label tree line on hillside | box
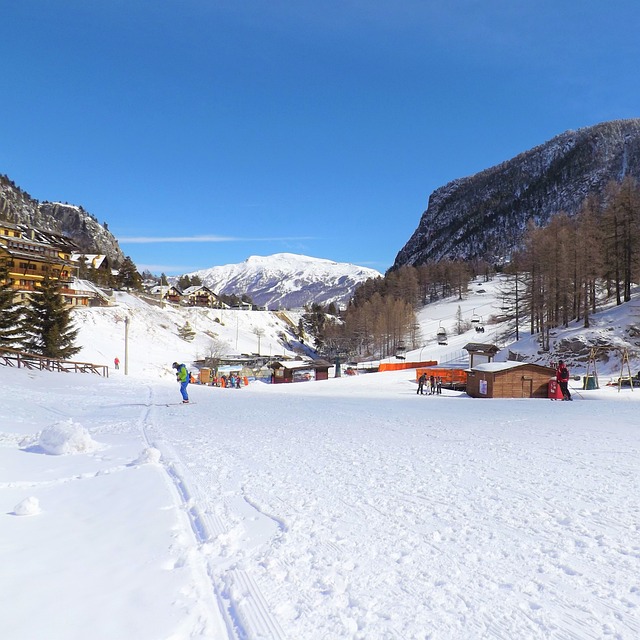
[500,176,640,349]
[308,177,640,360]
[304,259,491,361]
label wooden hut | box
[269,359,331,383]
[466,362,557,399]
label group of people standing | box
[417,373,442,395]
[211,373,245,388]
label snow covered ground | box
[2,281,640,639]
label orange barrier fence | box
[416,366,467,388]
[379,360,437,372]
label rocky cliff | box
[394,119,640,267]
[0,175,125,265]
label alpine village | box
[1,119,640,396]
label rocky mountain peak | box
[0,174,125,265]
[394,118,640,267]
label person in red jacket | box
[556,360,572,401]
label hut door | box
[521,378,533,398]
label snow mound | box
[38,419,101,455]
[13,496,41,516]
[133,447,162,465]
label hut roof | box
[470,361,555,374]
[463,343,500,354]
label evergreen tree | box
[77,255,89,280]
[116,256,143,291]
[0,258,24,349]
[21,274,80,358]
[178,321,196,341]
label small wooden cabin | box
[466,362,556,399]
[269,359,331,383]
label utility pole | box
[124,316,129,375]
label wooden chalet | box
[182,285,225,308]
[66,278,113,307]
[162,285,184,304]
[71,253,112,285]
[466,362,556,399]
[269,359,331,383]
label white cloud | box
[120,235,316,244]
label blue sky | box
[2,1,639,275]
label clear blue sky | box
[2,1,639,275]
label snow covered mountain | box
[181,253,382,309]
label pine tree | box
[116,256,143,291]
[0,258,24,349]
[21,274,80,358]
[178,321,196,341]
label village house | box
[70,253,112,286]
[161,285,184,305]
[181,285,226,308]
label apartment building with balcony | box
[0,219,82,305]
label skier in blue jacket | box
[172,362,190,403]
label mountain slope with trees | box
[394,119,640,267]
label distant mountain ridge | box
[182,253,382,309]
[394,119,640,267]
[0,174,125,265]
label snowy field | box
[2,281,640,639]
[2,366,640,639]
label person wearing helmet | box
[172,362,190,403]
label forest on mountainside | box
[500,176,640,350]
[311,177,640,360]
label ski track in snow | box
[139,385,286,640]
[138,385,640,639]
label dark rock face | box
[394,119,640,267]
[0,175,125,265]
